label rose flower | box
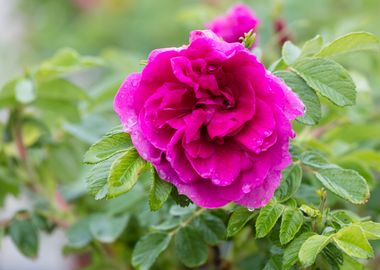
[206,3,259,46]
[114,30,303,208]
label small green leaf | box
[89,214,129,243]
[132,233,172,270]
[359,221,380,240]
[9,217,39,258]
[175,227,208,267]
[293,58,356,106]
[149,165,172,211]
[333,225,373,259]
[300,204,321,218]
[256,200,285,238]
[86,154,121,200]
[227,207,256,237]
[314,167,370,204]
[170,187,192,207]
[316,32,380,57]
[275,71,321,125]
[66,219,93,248]
[300,35,323,57]
[275,163,303,202]
[283,232,315,269]
[107,148,146,198]
[193,214,226,245]
[84,132,133,164]
[280,208,304,245]
[299,234,332,267]
[282,41,301,65]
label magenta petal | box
[188,143,242,186]
[234,99,276,153]
[166,129,200,183]
[114,73,142,132]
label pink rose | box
[114,30,303,209]
[206,3,259,46]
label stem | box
[212,246,222,270]
[169,208,206,236]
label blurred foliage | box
[1,0,380,269]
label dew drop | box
[242,184,251,194]
[248,208,255,212]
[213,179,221,185]
[263,131,270,137]
[131,80,139,87]
[127,117,137,128]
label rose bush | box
[114,30,304,208]
[206,3,259,45]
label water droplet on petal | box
[131,80,139,87]
[213,179,221,185]
[242,184,251,194]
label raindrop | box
[132,80,139,87]
[242,185,251,194]
[213,179,221,185]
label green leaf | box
[193,214,226,245]
[280,208,304,245]
[89,214,129,243]
[9,217,39,258]
[227,207,256,237]
[83,132,133,164]
[340,254,364,270]
[359,221,380,240]
[275,163,303,202]
[275,71,321,125]
[333,225,373,259]
[15,78,35,104]
[283,232,315,269]
[330,210,360,226]
[149,165,172,211]
[292,58,356,106]
[322,243,344,268]
[170,187,192,207]
[263,254,283,270]
[86,153,121,200]
[300,151,336,169]
[256,200,285,238]
[37,79,87,102]
[300,204,321,218]
[132,233,172,270]
[314,167,370,204]
[299,234,332,267]
[175,227,208,267]
[300,35,323,57]
[35,48,103,80]
[282,41,301,65]
[316,32,380,58]
[107,148,146,198]
[66,219,93,248]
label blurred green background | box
[1,0,380,269]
